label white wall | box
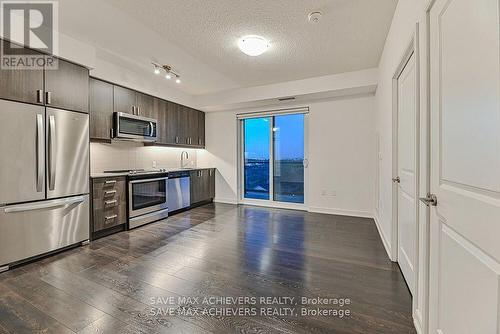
[374,1,430,332]
[375,0,421,251]
[198,95,377,217]
[90,142,199,174]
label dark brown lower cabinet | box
[190,168,215,205]
[91,176,127,239]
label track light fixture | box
[152,62,181,83]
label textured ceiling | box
[102,0,398,90]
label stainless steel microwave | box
[113,112,158,142]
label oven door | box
[128,177,168,218]
[114,112,158,142]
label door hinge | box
[420,193,438,207]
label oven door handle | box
[129,177,168,184]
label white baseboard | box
[213,198,238,205]
[307,206,373,219]
[373,214,394,261]
[413,314,424,334]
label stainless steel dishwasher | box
[167,171,190,213]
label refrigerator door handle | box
[48,115,56,191]
[4,196,85,213]
[36,114,44,192]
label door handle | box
[36,114,44,192]
[45,91,52,105]
[303,158,309,168]
[48,114,56,191]
[104,180,116,185]
[104,190,117,196]
[4,196,85,213]
[392,176,401,183]
[420,193,438,207]
[36,90,43,104]
[105,214,118,221]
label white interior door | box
[397,53,417,295]
[429,0,500,333]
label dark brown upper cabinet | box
[165,101,179,145]
[44,57,89,113]
[0,40,44,105]
[197,111,206,147]
[113,85,136,115]
[89,79,206,148]
[136,92,153,117]
[89,78,113,141]
[113,86,154,117]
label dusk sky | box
[244,114,304,160]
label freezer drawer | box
[46,108,89,199]
[0,100,45,205]
[0,195,89,267]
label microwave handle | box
[149,122,154,137]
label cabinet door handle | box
[105,214,118,221]
[175,136,179,144]
[105,200,117,206]
[105,180,116,185]
[104,190,117,196]
[36,90,43,103]
[131,106,135,114]
[45,91,52,104]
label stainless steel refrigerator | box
[0,99,90,269]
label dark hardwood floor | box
[0,204,416,334]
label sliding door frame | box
[237,107,309,210]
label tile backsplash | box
[90,141,198,173]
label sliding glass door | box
[243,117,271,200]
[241,112,306,206]
[273,114,305,203]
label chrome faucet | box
[180,151,189,168]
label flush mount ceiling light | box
[238,35,270,56]
[152,62,181,83]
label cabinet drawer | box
[91,176,127,232]
[93,205,126,232]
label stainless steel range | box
[104,169,169,229]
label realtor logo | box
[0,0,58,69]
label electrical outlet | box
[152,160,157,168]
